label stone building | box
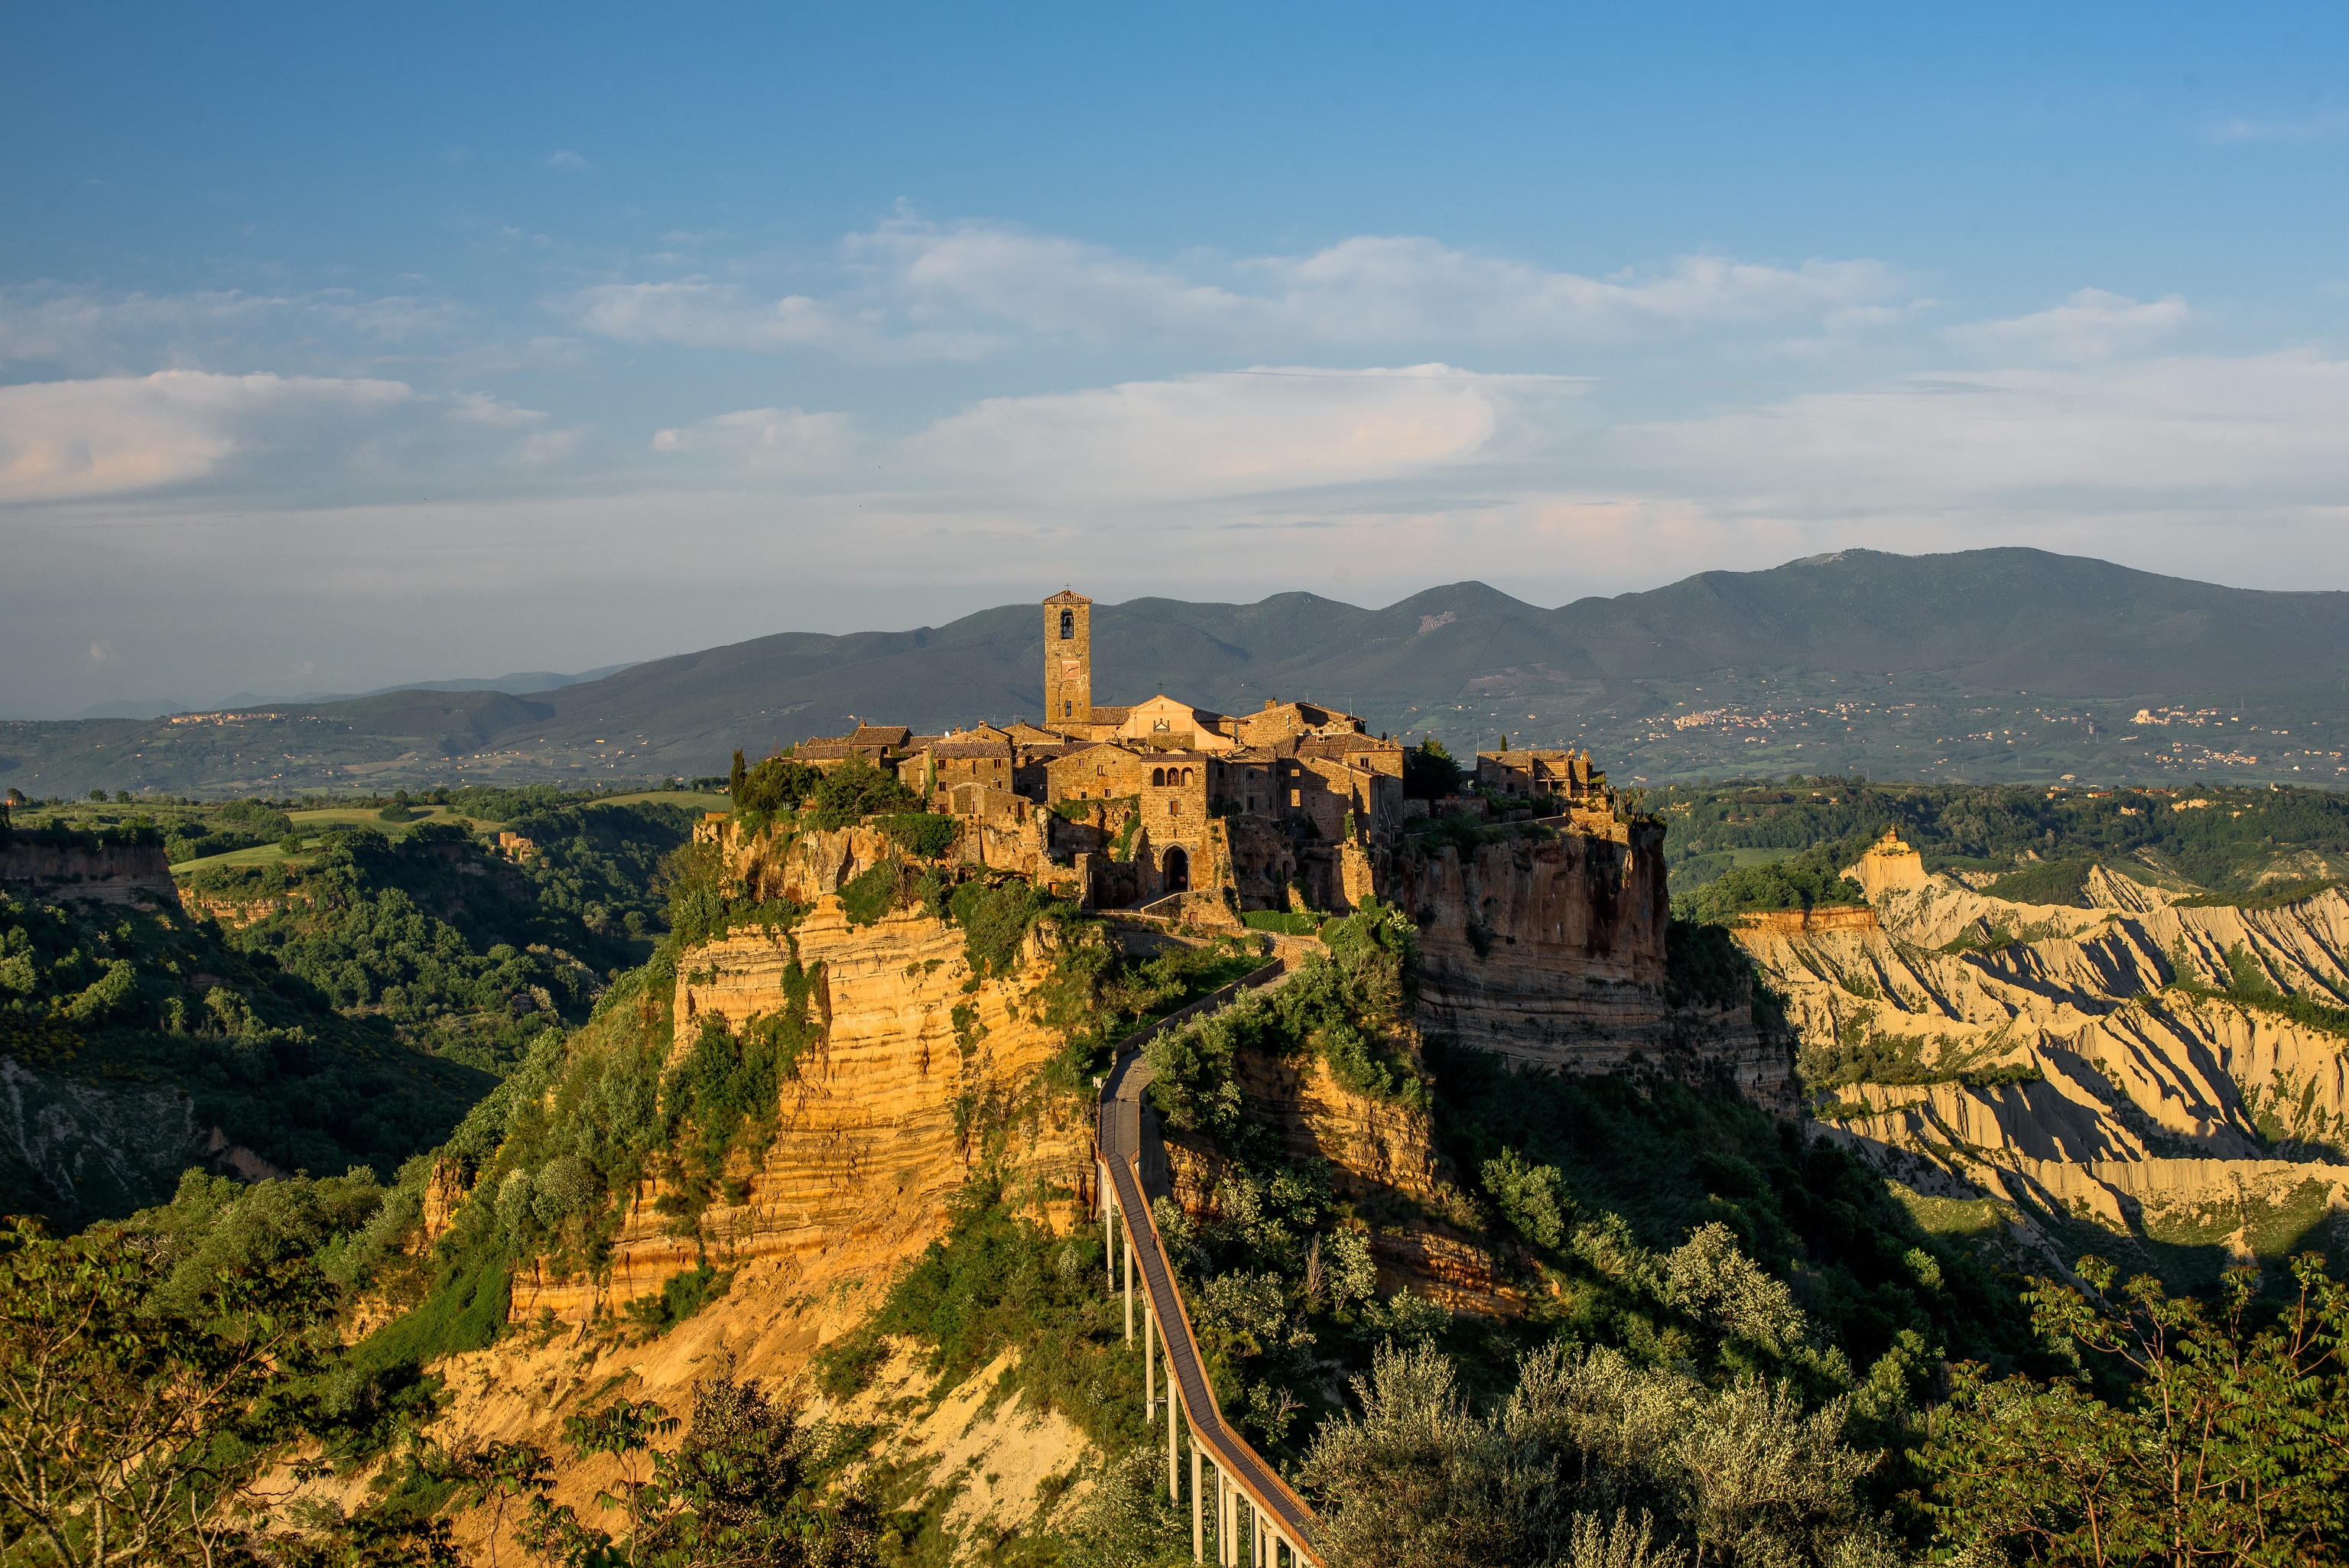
[764,589,1622,922]
[1475,746,1600,803]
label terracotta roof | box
[1043,589,1092,605]
[926,741,1012,759]
[849,725,912,746]
[1088,706,1132,724]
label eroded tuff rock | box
[508,898,1097,1326]
[1389,825,1792,1106]
[1749,835,2349,1273]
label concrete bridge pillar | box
[1191,1442,1203,1562]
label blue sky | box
[5,2,2348,713]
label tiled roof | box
[1043,589,1092,605]
[849,725,912,746]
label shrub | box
[879,811,960,859]
[733,753,820,816]
[801,756,917,831]
[1672,848,1866,924]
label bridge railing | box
[1097,959,1323,1566]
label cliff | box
[1,840,178,906]
[508,898,1098,1325]
[1388,823,1792,1106]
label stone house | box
[1475,747,1600,803]
[753,589,1617,920]
[796,724,913,774]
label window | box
[1289,789,1301,807]
[1063,699,1073,718]
[1152,767,1166,787]
[1168,800,1178,816]
[1059,609,1074,639]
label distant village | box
[773,589,1618,918]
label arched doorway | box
[1162,846,1190,894]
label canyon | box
[1740,833,2349,1281]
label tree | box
[514,1375,879,1568]
[1921,1251,2349,1566]
[1402,739,1464,802]
[0,1216,333,1566]
[729,750,748,803]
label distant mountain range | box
[54,664,642,722]
[7,549,2347,797]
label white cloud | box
[1943,288,2189,362]
[1616,349,2349,521]
[652,365,1578,506]
[565,217,1904,359]
[2208,108,2349,143]
[542,149,587,168]
[0,284,475,376]
[0,371,580,505]
[570,280,997,362]
[904,364,1535,502]
[651,407,863,473]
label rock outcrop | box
[2,841,178,907]
[508,897,1097,1326]
[1389,823,1792,1106]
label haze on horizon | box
[5,2,2349,717]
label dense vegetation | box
[14,764,2349,1562]
[0,790,695,1225]
[1662,774,2349,900]
[0,878,490,1226]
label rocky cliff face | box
[509,898,1098,1326]
[1386,823,1792,1106]
[1,841,178,907]
[1743,838,2349,1278]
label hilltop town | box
[775,589,1618,920]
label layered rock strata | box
[1750,836,2349,1272]
[506,898,1096,1325]
[1387,825,1791,1105]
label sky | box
[5,2,2349,716]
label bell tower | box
[1043,589,1092,729]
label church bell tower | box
[1043,589,1092,728]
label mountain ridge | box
[6,548,2347,797]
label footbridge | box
[1097,959,1324,1566]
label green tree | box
[1403,739,1465,801]
[1921,1251,2349,1566]
[515,1376,879,1568]
[0,1216,334,1566]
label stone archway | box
[1162,846,1190,894]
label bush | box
[1672,848,1866,924]
[1980,859,2097,906]
[879,811,960,859]
[733,753,820,816]
[801,756,918,831]
[950,878,1058,981]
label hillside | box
[0,787,707,1224]
[8,547,2349,797]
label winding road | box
[1097,958,1324,1566]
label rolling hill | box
[6,547,2347,797]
